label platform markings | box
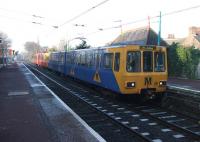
[31,83,45,87]
[25,72,31,75]
[8,91,29,96]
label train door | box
[93,49,101,82]
[70,51,77,76]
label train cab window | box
[154,52,165,72]
[103,53,113,69]
[143,51,153,72]
[126,51,141,72]
[114,53,120,71]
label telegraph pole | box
[157,11,162,46]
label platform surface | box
[168,77,200,92]
[0,63,104,142]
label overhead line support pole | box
[157,11,161,46]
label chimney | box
[168,34,175,39]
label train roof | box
[50,44,166,55]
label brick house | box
[166,26,200,49]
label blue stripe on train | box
[72,66,120,93]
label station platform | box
[168,77,200,92]
[0,63,104,142]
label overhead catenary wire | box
[59,0,110,27]
[0,14,58,29]
[79,4,200,38]
[0,7,44,18]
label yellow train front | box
[109,45,167,98]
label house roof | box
[110,27,167,46]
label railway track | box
[26,63,200,142]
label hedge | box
[168,43,200,79]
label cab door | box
[143,51,154,88]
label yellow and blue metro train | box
[36,44,167,98]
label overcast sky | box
[0,0,200,52]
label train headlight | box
[159,81,166,86]
[127,82,136,88]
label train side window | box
[66,53,70,64]
[86,52,91,67]
[95,53,99,68]
[143,51,153,72]
[114,53,120,71]
[90,52,93,67]
[80,53,84,65]
[126,51,141,72]
[103,53,113,69]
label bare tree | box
[0,32,12,48]
[0,32,12,66]
[24,41,41,62]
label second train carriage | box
[35,52,50,68]
[47,44,167,97]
